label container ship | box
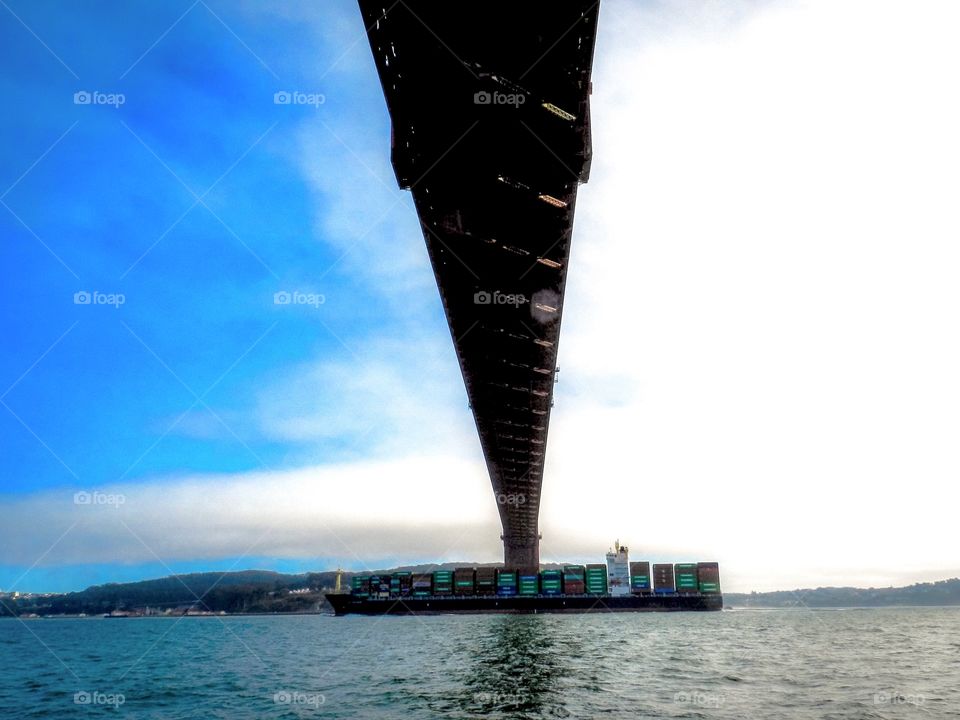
[327,543,722,615]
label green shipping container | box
[674,563,699,592]
[351,575,371,598]
[541,572,561,584]
[541,570,562,595]
[585,564,608,594]
[497,569,518,596]
[518,574,539,595]
[433,570,453,595]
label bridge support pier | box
[502,533,540,572]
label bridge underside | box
[358,1,600,571]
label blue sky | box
[3,0,960,594]
[1,0,447,485]
[0,0,469,590]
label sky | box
[1,0,958,594]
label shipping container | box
[369,575,390,598]
[585,563,608,595]
[697,562,721,595]
[411,573,433,597]
[540,569,562,596]
[629,561,652,594]
[497,569,518,596]
[351,575,371,598]
[562,565,585,580]
[563,565,585,594]
[518,573,539,595]
[391,571,412,597]
[433,570,454,595]
[653,564,675,594]
[454,568,476,595]
[475,568,497,595]
[674,563,699,593]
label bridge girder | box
[358,0,600,570]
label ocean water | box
[1,607,957,718]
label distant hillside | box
[1,570,336,617]
[725,578,960,608]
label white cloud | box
[254,336,476,457]
[0,456,501,570]
[544,0,960,590]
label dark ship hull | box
[327,593,723,616]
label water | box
[1,607,958,718]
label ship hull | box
[326,593,722,616]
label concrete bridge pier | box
[502,533,540,572]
